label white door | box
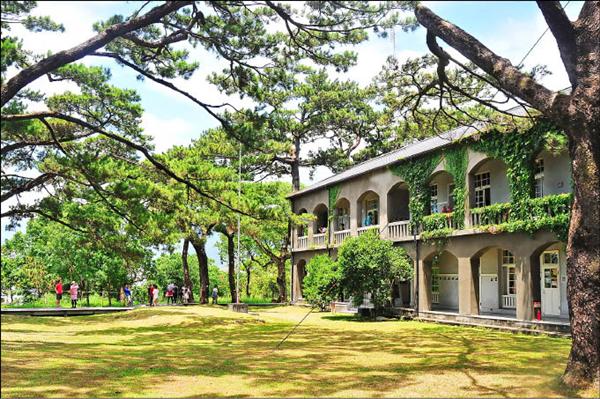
[541,251,560,316]
[479,274,498,312]
[439,274,459,310]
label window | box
[448,183,455,211]
[474,172,491,208]
[363,199,379,226]
[534,158,544,198]
[502,250,516,295]
[502,249,515,265]
[430,184,438,213]
[431,267,440,293]
[543,251,559,265]
[335,207,350,231]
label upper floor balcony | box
[291,148,572,252]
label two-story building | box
[288,123,572,329]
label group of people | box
[54,279,79,308]
[53,278,220,308]
[146,283,196,306]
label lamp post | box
[236,145,241,304]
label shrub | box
[303,255,340,311]
[338,230,412,312]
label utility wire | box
[274,1,573,351]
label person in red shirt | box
[55,279,63,308]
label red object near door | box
[533,300,542,320]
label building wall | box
[539,150,571,195]
[289,143,572,321]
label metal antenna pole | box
[236,145,242,304]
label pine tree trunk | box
[181,238,194,302]
[246,267,251,297]
[227,233,237,303]
[291,136,301,191]
[562,111,600,387]
[276,259,287,303]
[191,238,209,304]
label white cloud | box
[141,113,200,153]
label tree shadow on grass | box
[1,308,582,398]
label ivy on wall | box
[474,193,571,241]
[443,146,468,229]
[326,184,341,247]
[389,153,440,230]
[386,120,569,242]
[469,121,562,221]
[328,184,341,214]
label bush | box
[338,230,412,312]
[303,255,340,311]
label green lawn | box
[1,305,595,398]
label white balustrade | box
[470,211,482,227]
[312,233,327,248]
[432,292,440,304]
[502,294,516,309]
[332,229,351,246]
[388,220,412,240]
[295,236,308,250]
[357,225,379,236]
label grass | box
[1,305,596,398]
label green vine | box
[469,121,562,221]
[443,146,467,229]
[389,153,441,230]
[473,193,571,241]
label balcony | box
[295,236,308,250]
[357,225,379,236]
[469,193,571,228]
[291,194,571,252]
[469,203,510,227]
[388,220,411,240]
[332,229,351,246]
[502,294,516,309]
[312,233,327,248]
[422,212,457,231]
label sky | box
[1,1,583,265]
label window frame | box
[534,158,545,198]
[502,250,516,296]
[474,171,491,208]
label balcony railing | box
[291,194,572,251]
[388,220,411,240]
[312,233,327,248]
[422,212,456,232]
[357,225,379,236]
[295,236,308,250]
[469,203,511,227]
[502,294,516,309]
[332,229,351,246]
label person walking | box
[152,284,159,306]
[211,286,218,305]
[172,284,178,304]
[147,284,153,306]
[69,281,79,308]
[124,284,132,307]
[166,283,174,305]
[182,286,190,305]
[55,279,63,308]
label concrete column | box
[458,257,479,315]
[418,259,431,312]
[379,192,388,238]
[350,198,358,237]
[516,254,533,320]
